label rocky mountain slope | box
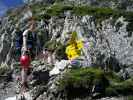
[0,0,133,100]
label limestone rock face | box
[1,1,133,100]
[0,14,133,70]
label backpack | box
[26,31,37,49]
[15,30,23,50]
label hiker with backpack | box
[21,17,37,91]
[15,17,38,92]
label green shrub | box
[31,3,48,14]
[128,95,133,100]
[105,71,122,83]
[44,40,57,51]
[57,68,110,99]
[55,43,67,60]
[0,63,10,75]
[58,68,133,98]
[7,3,132,32]
[105,79,133,96]
[46,4,73,16]
[124,12,133,32]
[45,4,126,23]
[105,87,118,96]
[55,0,65,3]
[59,68,108,90]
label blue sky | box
[0,0,24,16]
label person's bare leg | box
[21,68,27,91]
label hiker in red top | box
[20,17,37,91]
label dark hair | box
[27,17,36,29]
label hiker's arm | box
[22,30,28,52]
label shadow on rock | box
[32,70,50,86]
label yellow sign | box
[66,40,83,60]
